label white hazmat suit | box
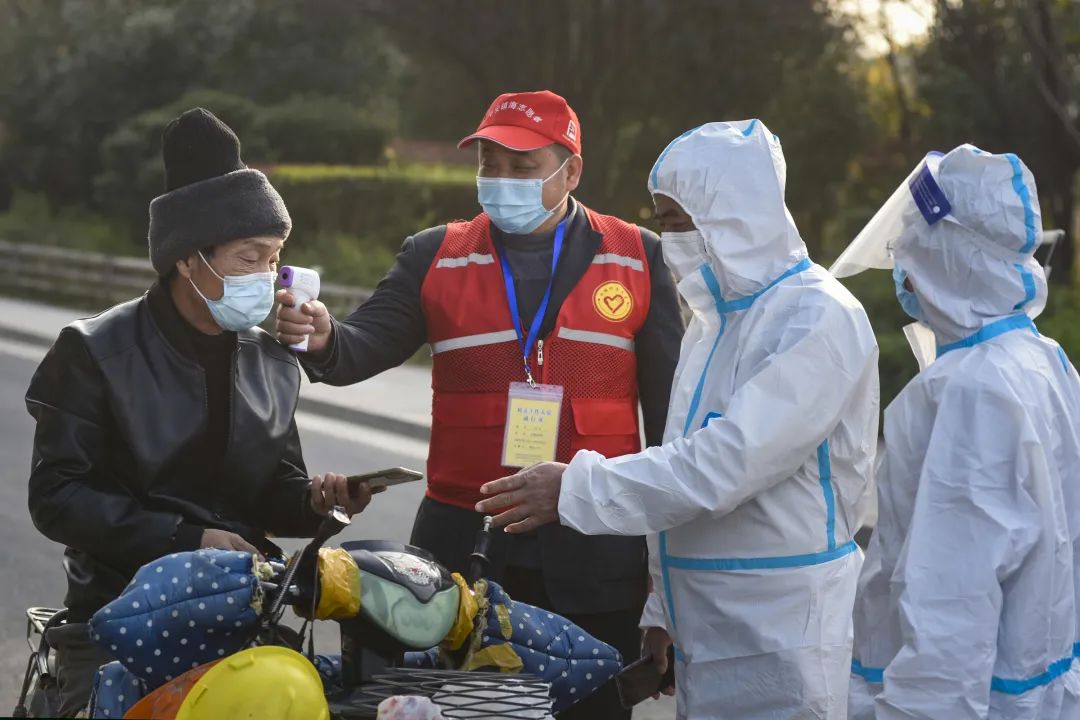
[557,120,880,718]
[833,145,1080,719]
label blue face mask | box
[190,252,276,331]
[477,158,570,235]
[893,264,924,322]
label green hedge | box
[93,90,393,238]
[93,90,273,236]
[5,158,479,289]
[260,98,388,166]
[266,164,477,285]
[0,192,130,255]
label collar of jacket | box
[147,279,238,363]
[489,197,605,340]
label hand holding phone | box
[310,472,374,517]
[346,467,424,491]
[615,641,676,708]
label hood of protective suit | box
[648,120,809,300]
[835,144,1046,346]
[899,146,1046,344]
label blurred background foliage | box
[0,0,1078,407]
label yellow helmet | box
[173,646,329,720]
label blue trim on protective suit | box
[1005,153,1038,253]
[851,659,884,683]
[659,531,678,631]
[1013,263,1037,311]
[681,259,813,436]
[1059,347,1071,373]
[992,655,1075,695]
[713,258,813,314]
[699,263,725,307]
[852,642,1080,694]
[936,315,1037,358]
[741,119,759,136]
[681,315,727,438]
[817,441,837,551]
[700,412,723,428]
[663,540,857,572]
[649,126,703,191]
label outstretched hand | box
[475,462,568,533]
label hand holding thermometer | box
[277,266,321,352]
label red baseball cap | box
[459,90,582,156]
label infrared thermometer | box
[278,265,321,352]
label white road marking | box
[294,410,429,461]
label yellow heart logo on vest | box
[593,281,633,322]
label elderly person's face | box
[169,235,284,335]
[178,235,283,302]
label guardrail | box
[1,230,1065,317]
[0,239,373,317]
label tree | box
[357,0,868,256]
[0,0,398,210]
[911,0,1080,281]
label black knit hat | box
[148,108,291,276]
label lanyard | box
[496,220,567,386]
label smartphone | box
[615,645,676,709]
[347,467,424,491]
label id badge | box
[501,382,564,468]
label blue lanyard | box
[496,220,567,385]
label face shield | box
[829,153,954,366]
[830,152,950,279]
[1036,229,1064,280]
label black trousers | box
[411,499,640,719]
[30,623,114,718]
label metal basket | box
[327,668,552,719]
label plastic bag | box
[376,695,446,719]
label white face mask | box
[189,252,276,331]
[476,158,571,235]
[661,230,708,281]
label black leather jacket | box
[26,288,321,621]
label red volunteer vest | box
[420,206,651,509]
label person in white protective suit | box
[476,120,881,719]
[831,144,1080,719]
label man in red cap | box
[277,90,682,718]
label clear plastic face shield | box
[830,152,951,367]
[830,152,950,279]
[1035,229,1064,280]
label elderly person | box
[25,108,373,716]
